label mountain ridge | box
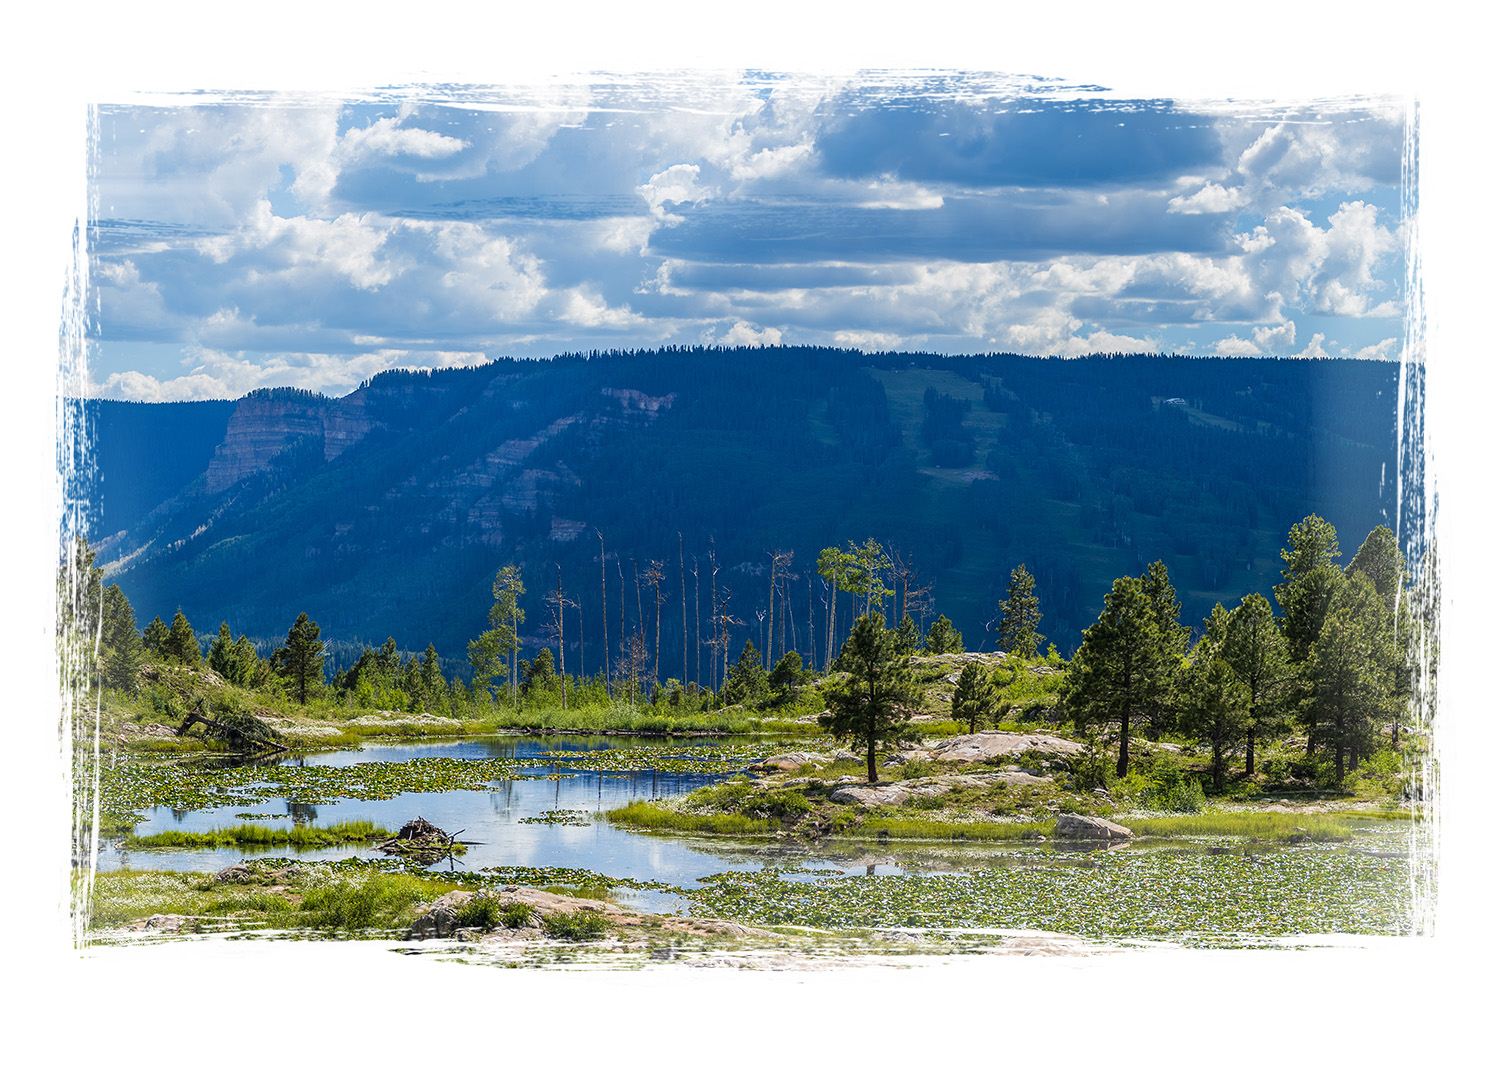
[84,347,1412,682]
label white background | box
[4,3,1491,1065]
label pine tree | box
[1065,574,1175,778]
[232,635,263,688]
[1274,515,1345,665]
[164,608,201,666]
[142,616,170,658]
[768,650,805,703]
[821,615,921,783]
[996,563,1043,659]
[417,644,447,714]
[520,647,558,700]
[274,612,325,704]
[1304,574,1399,783]
[207,621,258,686]
[1179,605,1251,792]
[1220,592,1295,776]
[951,660,998,734]
[892,614,921,657]
[1347,525,1413,747]
[817,546,858,668]
[468,564,525,706]
[721,640,769,706]
[922,614,963,655]
[1140,560,1189,738]
[100,584,142,693]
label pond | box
[93,735,1419,938]
[95,735,929,914]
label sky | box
[88,74,1410,401]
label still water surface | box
[98,736,922,911]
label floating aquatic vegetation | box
[684,843,1411,943]
[99,754,537,814]
[536,742,777,774]
[519,810,592,826]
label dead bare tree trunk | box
[679,532,688,689]
[548,565,578,710]
[598,530,610,698]
[709,538,720,692]
[646,559,666,694]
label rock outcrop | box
[1053,813,1134,840]
[830,783,913,807]
[924,731,1085,764]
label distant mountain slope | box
[86,348,1406,680]
[88,398,237,537]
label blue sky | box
[88,74,1409,401]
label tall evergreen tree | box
[207,621,259,686]
[846,539,894,618]
[996,563,1043,659]
[1274,515,1345,664]
[164,608,201,666]
[1220,592,1295,776]
[142,615,170,658]
[1303,574,1399,783]
[721,639,769,705]
[1179,604,1251,792]
[768,650,806,703]
[1065,574,1175,778]
[951,660,999,734]
[417,643,447,714]
[520,647,558,699]
[58,537,103,661]
[274,612,325,704]
[1140,560,1190,737]
[100,584,142,693]
[1347,525,1406,609]
[817,546,858,668]
[922,614,964,655]
[468,564,525,706]
[892,614,921,657]
[820,615,921,783]
[1347,525,1413,747]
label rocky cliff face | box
[204,396,328,494]
[202,390,383,493]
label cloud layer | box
[88,75,1409,400]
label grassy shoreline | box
[120,819,394,850]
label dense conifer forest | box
[83,348,1411,688]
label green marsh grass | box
[541,909,610,940]
[300,873,431,933]
[121,819,392,850]
[605,800,778,835]
[1124,811,1352,842]
[83,865,456,933]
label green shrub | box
[500,901,534,929]
[454,893,504,930]
[1127,754,1208,813]
[300,874,426,933]
[541,910,609,941]
[1071,745,1113,792]
[899,758,935,780]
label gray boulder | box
[928,731,1085,763]
[408,890,477,939]
[830,784,913,807]
[1054,813,1134,840]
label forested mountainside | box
[85,347,1406,679]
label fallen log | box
[176,708,285,753]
